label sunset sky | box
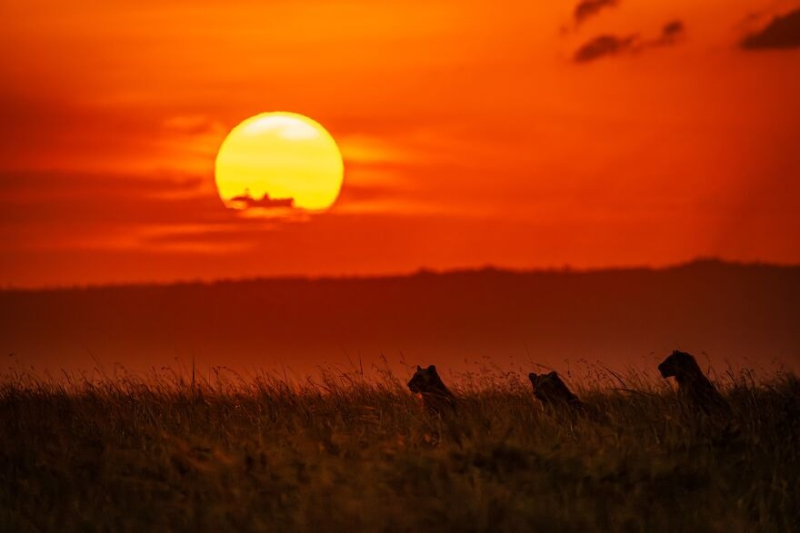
[2,0,799,287]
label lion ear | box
[416,365,422,371]
[428,365,436,372]
[529,373,537,379]
[548,371,557,377]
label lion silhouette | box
[658,350,730,415]
[528,371,584,411]
[407,365,456,415]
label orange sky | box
[1,0,799,287]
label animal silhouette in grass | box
[658,350,730,415]
[528,371,584,411]
[407,365,457,415]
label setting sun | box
[214,112,344,212]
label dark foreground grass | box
[1,367,798,532]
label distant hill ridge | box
[3,258,798,294]
[1,258,798,376]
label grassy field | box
[1,365,798,532]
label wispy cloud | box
[574,34,638,63]
[654,20,685,46]
[0,170,228,251]
[573,20,685,63]
[574,0,618,25]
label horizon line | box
[3,256,800,293]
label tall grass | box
[1,364,798,532]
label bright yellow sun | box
[215,112,344,212]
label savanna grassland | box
[1,366,798,532]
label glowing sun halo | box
[215,112,344,212]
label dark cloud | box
[574,20,685,63]
[228,191,294,210]
[741,8,800,50]
[0,170,228,239]
[0,169,317,260]
[573,34,638,63]
[0,171,203,200]
[0,91,177,170]
[574,0,618,25]
[143,226,272,247]
[658,20,685,44]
